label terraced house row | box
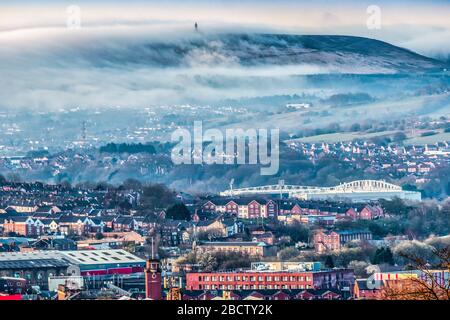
[201,197,384,221]
[202,198,278,219]
[183,289,346,300]
[0,210,156,237]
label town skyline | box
[0,0,449,305]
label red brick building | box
[185,269,354,292]
[353,279,380,299]
[345,205,383,220]
[360,205,384,220]
[202,198,277,219]
[278,202,303,215]
[313,230,373,253]
[251,231,275,245]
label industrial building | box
[0,251,69,289]
[60,249,146,277]
[185,268,354,292]
[0,249,145,291]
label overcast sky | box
[2,0,450,55]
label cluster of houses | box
[202,198,278,219]
[201,197,384,224]
[0,180,388,262]
[288,140,450,182]
[0,181,145,237]
[0,205,250,252]
[2,213,103,237]
[0,188,386,258]
[182,288,346,300]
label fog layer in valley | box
[1,25,448,110]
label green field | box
[286,130,450,145]
[404,132,450,145]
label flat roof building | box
[0,249,146,289]
[60,249,146,276]
[0,251,69,290]
[186,269,354,292]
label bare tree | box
[382,247,449,300]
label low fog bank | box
[1,25,446,110]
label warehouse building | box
[0,251,69,290]
[59,249,146,277]
[0,249,145,290]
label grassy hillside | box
[285,129,450,145]
[286,131,397,143]
[404,132,450,145]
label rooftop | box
[199,241,267,247]
[59,249,145,265]
[0,258,69,270]
[0,249,144,268]
[0,250,61,261]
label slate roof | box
[114,216,135,225]
[183,288,344,299]
[0,258,70,270]
[36,205,56,213]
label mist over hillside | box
[1,31,448,110]
[59,33,447,71]
[1,31,449,194]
